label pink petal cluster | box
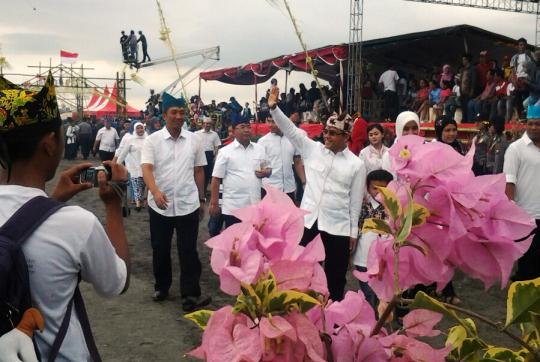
[206,186,328,296]
[360,135,536,300]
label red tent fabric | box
[199,45,348,85]
[79,84,140,118]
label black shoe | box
[152,290,169,302]
[182,295,212,312]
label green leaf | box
[184,309,213,330]
[449,338,485,362]
[446,325,468,349]
[362,218,393,235]
[505,277,540,327]
[411,203,430,227]
[402,240,427,256]
[395,189,414,244]
[265,290,320,315]
[377,186,402,222]
[483,347,525,362]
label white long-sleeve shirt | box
[270,106,366,238]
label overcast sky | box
[0,0,537,110]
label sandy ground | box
[45,159,516,361]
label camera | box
[79,165,112,187]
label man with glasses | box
[268,85,366,302]
[210,117,271,228]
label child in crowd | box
[352,169,394,311]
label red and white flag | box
[60,50,78,63]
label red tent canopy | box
[79,84,140,118]
[199,45,348,85]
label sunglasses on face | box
[323,128,344,136]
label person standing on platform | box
[120,31,129,61]
[257,114,304,200]
[268,85,366,302]
[138,31,151,63]
[195,117,221,194]
[504,105,540,281]
[128,30,138,63]
[210,117,271,228]
[93,119,119,161]
[378,64,400,122]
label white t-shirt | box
[141,127,207,216]
[378,70,399,92]
[0,186,127,362]
[95,127,119,152]
[503,132,540,219]
[212,139,268,215]
[195,129,221,153]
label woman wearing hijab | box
[439,64,454,87]
[117,122,147,211]
[434,115,465,155]
[381,111,421,176]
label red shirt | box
[348,117,368,156]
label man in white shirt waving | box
[141,93,211,311]
[210,117,271,228]
[93,119,119,161]
[269,85,366,302]
[258,114,305,200]
[195,117,221,194]
[504,105,540,281]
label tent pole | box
[198,76,202,99]
[284,70,289,92]
[254,74,258,123]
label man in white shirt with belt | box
[93,119,119,161]
[378,64,400,122]
[504,105,540,281]
[141,93,210,311]
[210,117,271,228]
[257,114,305,200]
[269,86,366,302]
[195,117,221,193]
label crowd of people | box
[0,36,539,359]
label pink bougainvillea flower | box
[232,185,309,248]
[188,306,263,362]
[380,333,450,362]
[206,222,265,295]
[286,312,326,362]
[324,291,376,333]
[402,309,442,338]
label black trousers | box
[65,143,77,160]
[515,219,540,281]
[79,134,92,159]
[149,208,202,297]
[261,188,294,201]
[301,220,349,301]
[99,150,115,161]
[383,90,399,121]
[203,151,215,192]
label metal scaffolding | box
[405,0,540,45]
[347,0,364,114]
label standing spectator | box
[128,30,138,62]
[359,124,388,174]
[78,118,93,159]
[141,93,211,311]
[504,105,540,281]
[93,119,119,161]
[137,31,151,63]
[209,117,272,228]
[348,115,368,156]
[307,80,321,108]
[269,87,366,302]
[378,64,400,122]
[258,115,304,200]
[467,69,496,122]
[459,53,478,123]
[510,37,535,118]
[0,72,130,361]
[117,122,147,211]
[472,119,490,176]
[195,118,221,193]
[523,49,540,108]
[485,116,508,174]
[241,102,252,120]
[64,119,78,160]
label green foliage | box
[184,310,214,330]
[506,277,540,327]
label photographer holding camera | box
[0,73,130,361]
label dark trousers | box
[65,143,77,160]
[208,214,225,237]
[356,266,378,312]
[223,214,241,228]
[514,219,540,281]
[79,134,92,159]
[203,151,215,193]
[261,188,295,201]
[383,90,399,121]
[301,221,349,301]
[149,208,202,297]
[142,46,151,62]
[99,150,115,161]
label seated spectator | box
[444,76,461,118]
[411,79,429,120]
[427,80,442,119]
[439,64,454,87]
[405,79,418,109]
[502,55,512,80]
[436,80,452,118]
[489,69,510,120]
[477,50,495,89]
[467,69,496,122]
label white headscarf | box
[133,122,146,139]
[395,111,420,139]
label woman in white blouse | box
[359,124,388,174]
[117,122,147,211]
